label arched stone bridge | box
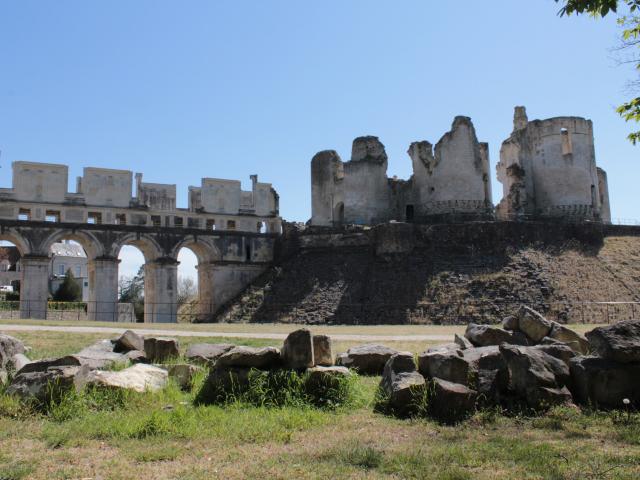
[0,219,277,322]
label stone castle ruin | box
[311,107,611,226]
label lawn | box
[1,328,638,479]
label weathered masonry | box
[311,107,611,226]
[311,117,492,226]
[0,162,282,322]
[496,107,611,222]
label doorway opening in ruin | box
[177,246,199,323]
[0,240,22,308]
[405,205,415,223]
[118,245,146,322]
[334,202,344,226]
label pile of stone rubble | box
[1,309,638,422]
[0,328,351,406]
[377,307,640,422]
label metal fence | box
[2,300,638,324]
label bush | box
[53,269,82,302]
[194,368,358,410]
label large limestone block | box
[312,335,333,366]
[86,364,168,393]
[418,349,468,385]
[0,334,25,369]
[16,355,82,375]
[216,346,281,369]
[549,324,590,355]
[428,378,477,424]
[531,344,577,367]
[586,320,640,363]
[114,330,145,353]
[144,337,180,363]
[335,344,399,375]
[464,323,524,347]
[379,352,425,416]
[76,340,129,369]
[499,344,572,409]
[7,365,90,404]
[517,306,553,343]
[569,356,640,408]
[186,343,235,366]
[281,328,314,369]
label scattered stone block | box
[335,344,398,375]
[185,343,235,366]
[549,323,590,355]
[216,346,281,369]
[85,364,168,393]
[313,335,333,366]
[428,378,477,424]
[144,337,180,363]
[281,328,314,369]
[0,334,25,369]
[464,323,518,347]
[7,365,90,404]
[517,306,553,342]
[305,366,350,394]
[75,340,129,369]
[418,348,468,385]
[585,320,640,363]
[569,355,640,408]
[114,330,144,353]
[8,353,31,372]
[379,352,425,416]
[500,344,571,409]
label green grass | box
[1,329,640,478]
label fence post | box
[606,304,610,324]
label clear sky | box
[1,1,638,280]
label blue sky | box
[1,1,638,279]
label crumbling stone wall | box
[496,107,610,222]
[310,116,491,226]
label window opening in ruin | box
[188,217,200,228]
[561,128,572,155]
[75,265,81,277]
[87,212,102,224]
[59,264,65,276]
[115,214,127,225]
[227,220,236,231]
[206,219,216,230]
[151,215,161,227]
[174,217,183,227]
[245,244,251,262]
[406,205,415,223]
[257,221,266,233]
[45,210,61,222]
[18,208,31,221]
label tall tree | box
[556,0,640,144]
[54,269,82,302]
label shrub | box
[53,269,82,302]
[194,368,358,410]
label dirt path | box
[0,324,452,342]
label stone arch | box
[169,235,222,263]
[38,229,105,260]
[0,229,31,256]
[110,233,164,262]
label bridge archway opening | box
[176,246,199,323]
[0,239,23,303]
[47,239,90,305]
[117,245,146,322]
